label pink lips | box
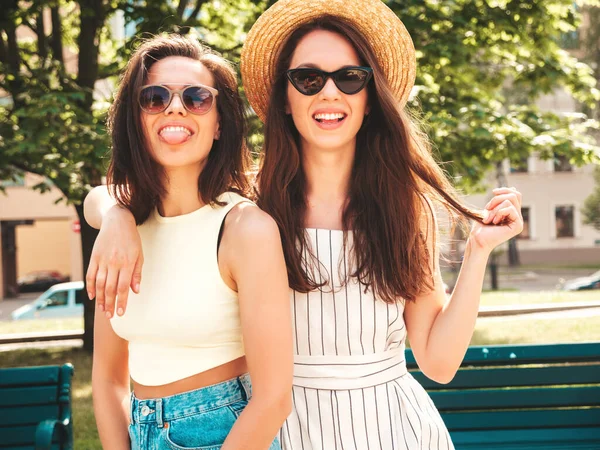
[312,109,348,131]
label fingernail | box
[135,283,140,293]
[117,308,124,316]
[105,311,112,319]
[87,291,92,300]
[98,304,104,312]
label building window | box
[554,154,572,172]
[510,157,528,173]
[518,207,531,239]
[555,205,575,238]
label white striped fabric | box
[280,229,454,450]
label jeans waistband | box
[130,373,251,426]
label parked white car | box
[11,281,84,320]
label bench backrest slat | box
[0,405,60,426]
[413,364,600,389]
[0,386,58,407]
[451,426,600,448]
[407,342,600,367]
[0,366,60,387]
[441,407,600,431]
[431,386,600,410]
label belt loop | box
[130,393,136,425]
[156,398,164,428]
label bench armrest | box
[35,419,69,450]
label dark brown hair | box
[107,34,251,224]
[257,18,483,302]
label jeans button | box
[141,405,151,416]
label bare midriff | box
[132,356,248,400]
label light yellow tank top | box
[111,192,251,386]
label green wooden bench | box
[407,342,600,450]
[0,364,74,450]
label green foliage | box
[1,72,108,202]
[582,165,600,230]
[0,0,599,200]
[390,0,600,190]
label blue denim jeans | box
[129,373,281,450]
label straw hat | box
[241,0,416,122]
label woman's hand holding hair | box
[470,186,524,253]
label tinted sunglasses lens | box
[139,86,170,113]
[291,70,325,95]
[335,68,370,94]
[182,86,214,114]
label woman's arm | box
[219,203,293,450]
[92,310,131,449]
[83,185,118,230]
[405,188,523,384]
[84,185,143,318]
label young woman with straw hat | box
[240,0,522,448]
[85,1,523,448]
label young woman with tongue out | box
[89,35,291,450]
[87,2,524,449]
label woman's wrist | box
[463,236,492,262]
[104,204,135,226]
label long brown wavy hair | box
[107,34,251,224]
[257,18,483,303]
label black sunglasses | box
[138,84,219,115]
[286,66,373,96]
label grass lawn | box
[0,317,83,334]
[471,315,600,345]
[1,313,599,448]
[479,290,600,307]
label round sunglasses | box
[286,66,373,96]
[138,84,219,115]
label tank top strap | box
[204,191,255,239]
[213,191,254,222]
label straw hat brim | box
[241,0,416,122]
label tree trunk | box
[3,5,22,105]
[0,31,6,64]
[77,0,104,107]
[75,204,98,353]
[495,161,520,267]
[489,253,499,291]
[507,238,520,266]
[50,6,64,66]
[36,5,47,61]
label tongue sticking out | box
[159,129,191,145]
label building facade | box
[0,174,82,300]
